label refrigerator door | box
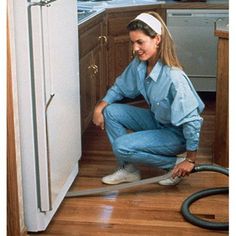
[44,0,81,207]
[23,0,81,231]
[30,0,81,212]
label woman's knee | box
[113,135,132,156]
[103,103,116,117]
[103,103,125,121]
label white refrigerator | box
[8,0,81,232]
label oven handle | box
[167,12,228,18]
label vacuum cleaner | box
[66,163,229,231]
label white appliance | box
[8,0,81,232]
[167,9,228,91]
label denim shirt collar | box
[149,60,164,82]
[137,59,164,82]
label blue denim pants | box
[103,103,186,170]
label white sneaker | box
[158,157,185,186]
[157,176,183,186]
[102,165,141,185]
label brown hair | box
[127,11,182,69]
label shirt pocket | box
[153,97,171,123]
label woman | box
[93,11,205,185]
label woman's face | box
[129,30,160,62]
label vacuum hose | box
[181,164,229,230]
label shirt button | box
[157,102,160,106]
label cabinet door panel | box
[80,53,96,132]
[79,20,103,58]
[108,15,135,35]
[92,44,108,101]
[79,13,108,133]
[108,35,132,86]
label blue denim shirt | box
[103,58,205,151]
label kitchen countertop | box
[78,0,165,10]
[77,0,228,25]
[77,0,228,10]
[78,8,105,25]
[77,0,164,25]
[215,18,229,38]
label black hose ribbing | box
[181,164,229,230]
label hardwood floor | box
[31,93,228,236]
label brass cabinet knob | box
[93,64,98,74]
[88,64,98,77]
[98,35,108,44]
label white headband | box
[135,13,162,35]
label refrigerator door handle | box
[45,93,55,111]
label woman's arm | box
[93,58,140,130]
[170,118,201,178]
[169,71,204,178]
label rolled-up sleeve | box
[103,58,140,104]
[102,86,125,104]
[170,72,204,151]
[182,114,203,151]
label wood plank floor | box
[31,93,228,236]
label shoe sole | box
[102,176,141,185]
[157,178,182,186]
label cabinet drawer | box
[79,23,102,58]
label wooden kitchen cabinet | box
[79,12,108,133]
[106,7,165,87]
[213,29,229,167]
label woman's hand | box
[172,160,195,178]
[92,101,108,130]
[93,109,105,130]
[172,151,197,178]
